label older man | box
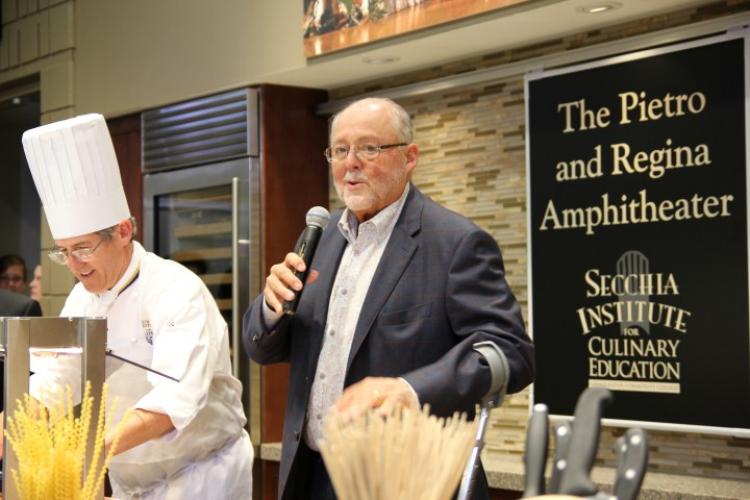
[9,114,253,499]
[243,97,534,499]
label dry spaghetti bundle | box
[4,382,127,500]
[319,406,477,500]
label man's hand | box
[333,377,419,421]
[263,252,319,314]
[104,408,174,457]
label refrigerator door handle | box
[231,177,240,378]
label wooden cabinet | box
[111,85,329,500]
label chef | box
[15,114,253,499]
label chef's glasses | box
[48,237,106,265]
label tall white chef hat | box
[22,114,131,240]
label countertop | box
[260,442,749,499]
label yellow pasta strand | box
[4,382,127,500]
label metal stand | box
[1,317,106,500]
[457,341,510,500]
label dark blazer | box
[0,289,42,317]
[243,185,535,499]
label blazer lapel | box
[346,187,423,373]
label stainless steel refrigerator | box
[141,88,261,438]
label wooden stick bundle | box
[320,406,477,500]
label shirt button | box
[316,414,322,421]
[294,430,300,441]
[329,330,335,337]
[341,289,348,296]
[320,373,326,380]
[131,337,137,343]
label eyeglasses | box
[0,275,24,284]
[48,238,106,265]
[324,143,407,163]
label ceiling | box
[261,0,729,90]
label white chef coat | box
[29,241,253,499]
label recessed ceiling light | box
[362,56,400,65]
[576,2,622,14]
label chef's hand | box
[263,253,319,314]
[333,377,419,421]
[104,408,174,457]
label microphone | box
[282,206,330,315]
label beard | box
[334,165,408,217]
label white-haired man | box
[244,97,534,499]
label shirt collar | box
[337,183,410,244]
[95,240,144,301]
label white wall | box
[73,0,723,117]
[75,0,304,116]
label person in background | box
[0,288,41,317]
[0,259,42,412]
[0,254,28,295]
[29,264,43,302]
[1,113,253,499]
[243,97,535,500]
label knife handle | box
[547,420,572,493]
[522,403,549,497]
[613,428,649,500]
[558,387,613,496]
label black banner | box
[527,35,750,431]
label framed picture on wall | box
[302,0,529,58]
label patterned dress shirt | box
[303,184,410,450]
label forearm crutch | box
[457,341,510,500]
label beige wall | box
[1,0,77,313]
[0,0,75,123]
[74,0,302,116]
